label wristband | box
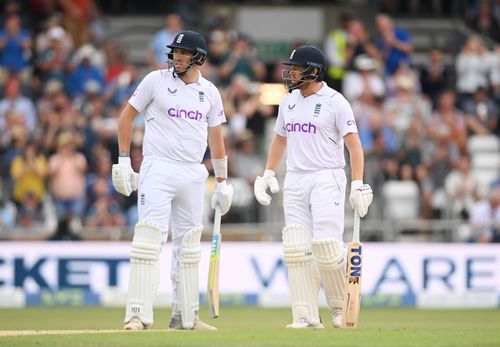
[263,169,275,178]
[211,156,228,179]
[351,180,363,190]
[118,156,131,166]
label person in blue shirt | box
[0,14,31,73]
[375,14,413,75]
[147,13,183,69]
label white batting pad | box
[125,222,162,326]
[312,238,347,310]
[178,226,203,329]
[282,224,321,325]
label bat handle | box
[213,206,222,236]
[353,210,360,243]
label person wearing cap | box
[37,26,71,85]
[113,30,232,331]
[253,45,373,329]
[342,54,385,103]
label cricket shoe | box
[286,319,324,329]
[124,317,147,330]
[332,309,343,328]
[168,314,217,331]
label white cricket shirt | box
[274,82,358,171]
[129,69,226,163]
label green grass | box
[0,307,499,347]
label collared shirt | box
[274,82,357,171]
[129,69,226,163]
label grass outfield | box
[0,307,499,347]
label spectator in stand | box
[147,13,183,69]
[397,118,426,183]
[58,0,96,48]
[0,76,37,133]
[0,125,28,184]
[462,86,499,135]
[455,36,490,110]
[375,14,413,75]
[10,140,48,207]
[345,20,380,71]
[323,12,354,91]
[65,45,104,98]
[35,15,73,58]
[467,0,500,42]
[0,14,32,82]
[445,155,481,220]
[37,26,73,86]
[419,48,451,109]
[384,66,431,142]
[219,32,266,85]
[203,29,231,86]
[343,54,385,103]
[421,130,460,218]
[469,186,500,242]
[427,90,468,154]
[48,131,88,226]
[221,74,273,138]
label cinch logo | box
[285,121,317,134]
[176,34,184,43]
[167,107,203,120]
[347,120,356,126]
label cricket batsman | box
[112,30,233,331]
[254,45,373,328]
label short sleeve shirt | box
[274,82,357,171]
[129,69,226,163]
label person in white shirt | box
[112,30,233,331]
[254,45,373,329]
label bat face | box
[208,234,220,318]
[343,241,362,328]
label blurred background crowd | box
[0,0,499,243]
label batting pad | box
[311,238,346,310]
[282,225,321,325]
[178,226,203,329]
[125,222,162,326]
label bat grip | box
[213,206,222,236]
[353,210,360,243]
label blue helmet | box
[282,45,326,91]
[167,30,208,74]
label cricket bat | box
[342,211,362,328]
[207,206,222,318]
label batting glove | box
[211,180,234,216]
[112,157,139,197]
[349,180,373,218]
[254,170,280,206]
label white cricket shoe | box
[286,319,324,329]
[332,309,343,328]
[168,314,217,331]
[124,317,147,330]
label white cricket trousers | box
[283,168,347,241]
[137,156,209,305]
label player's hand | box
[211,180,234,216]
[349,181,373,218]
[112,157,139,197]
[254,170,280,206]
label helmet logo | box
[289,50,296,59]
[176,34,184,43]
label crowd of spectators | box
[0,0,499,242]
